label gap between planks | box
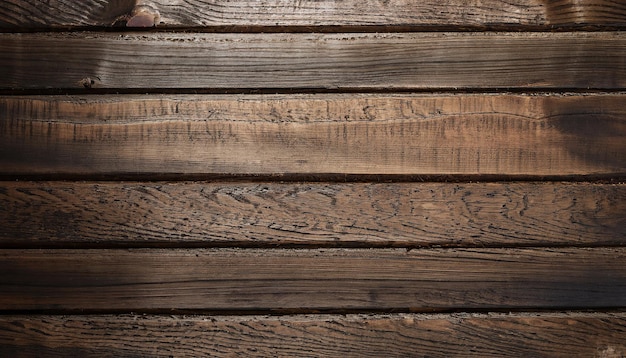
[3,88,626,97]
[4,25,626,34]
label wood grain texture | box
[1,1,624,353]
[0,0,134,28]
[1,182,624,247]
[1,248,625,311]
[1,32,625,90]
[1,94,624,176]
[0,313,625,357]
[1,0,625,29]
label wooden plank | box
[1,0,625,29]
[1,248,625,311]
[1,182,624,247]
[1,94,625,176]
[0,313,624,357]
[1,32,625,90]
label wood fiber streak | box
[0,313,625,357]
[1,32,625,90]
[1,0,625,28]
[1,94,624,176]
[1,182,624,247]
[0,0,134,28]
[1,248,625,311]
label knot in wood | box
[127,3,160,28]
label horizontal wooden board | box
[1,182,624,247]
[0,313,624,357]
[1,0,625,29]
[1,248,625,311]
[1,94,624,176]
[1,32,625,90]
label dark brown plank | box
[1,94,625,176]
[1,0,625,29]
[1,313,625,357]
[1,32,625,90]
[1,182,624,247]
[1,248,625,311]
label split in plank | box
[1,93,625,176]
[1,32,625,90]
[1,182,624,247]
[1,248,625,311]
[0,313,624,357]
[1,0,625,29]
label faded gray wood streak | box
[1,182,624,247]
[1,94,624,176]
[1,248,625,311]
[1,32,625,89]
[0,313,624,357]
[1,0,625,28]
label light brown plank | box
[1,94,624,176]
[1,248,625,311]
[1,32,625,90]
[0,313,625,357]
[1,0,625,29]
[1,182,624,247]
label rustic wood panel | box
[1,0,623,354]
[0,313,625,357]
[1,94,624,176]
[1,182,624,247]
[1,248,625,311]
[1,32,625,90]
[1,0,625,29]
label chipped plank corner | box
[1,0,625,357]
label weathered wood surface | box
[0,313,624,357]
[2,94,625,176]
[1,182,624,247]
[1,248,625,311]
[1,0,625,29]
[1,32,625,90]
[1,1,624,355]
